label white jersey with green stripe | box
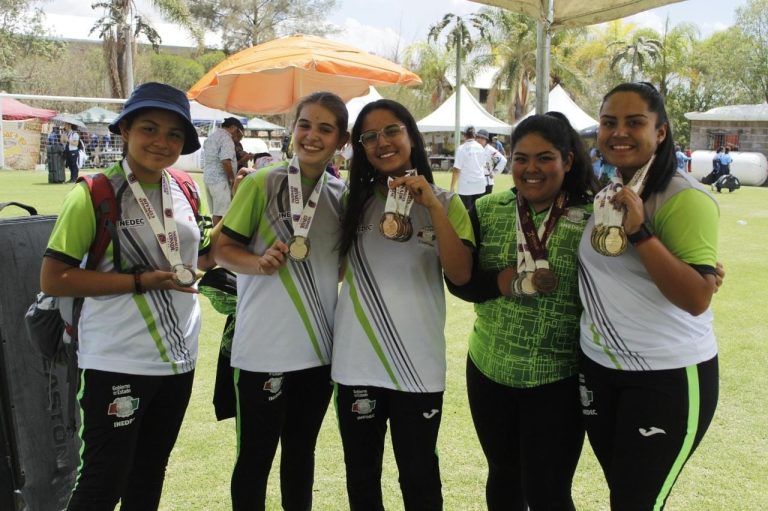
[45,162,209,376]
[222,163,345,373]
[331,186,474,393]
[578,171,719,371]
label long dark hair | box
[600,82,676,200]
[339,99,432,256]
[511,111,599,204]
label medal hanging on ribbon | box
[286,155,326,262]
[379,169,417,242]
[513,191,567,296]
[590,155,655,257]
[124,162,196,287]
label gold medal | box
[602,226,627,256]
[288,235,311,262]
[532,268,558,294]
[591,225,604,253]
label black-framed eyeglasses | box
[358,124,407,148]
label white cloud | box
[328,18,404,58]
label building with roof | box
[685,104,768,159]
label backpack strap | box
[166,167,200,218]
[77,174,120,271]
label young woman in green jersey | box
[332,99,474,510]
[41,82,214,510]
[448,112,599,511]
[577,82,719,510]
[214,92,349,511]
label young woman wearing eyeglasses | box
[332,99,474,510]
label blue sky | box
[41,0,749,54]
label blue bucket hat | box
[109,82,200,155]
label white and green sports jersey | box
[45,162,209,376]
[579,171,719,371]
[221,163,345,373]
[331,186,474,393]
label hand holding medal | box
[590,155,654,257]
[379,169,417,242]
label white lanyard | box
[384,169,417,217]
[287,155,326,239]
[593,155,655,229]
[123,159,183,269]
[515,202,555,274]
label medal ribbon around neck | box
[384,169,417,218]
[287,155,326,241]
[516,190,568,274]
[123,160,184,270]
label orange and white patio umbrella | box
[188,34,422,115]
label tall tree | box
[90,0,201,98]
[0,0,65,91]
[428,11,493,146]
[403,41,455,114]
[188,0,339,54]
[646,17,698,97]
[736,0,768,102]
[608,31,663,82]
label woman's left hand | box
[612,186,645,234]
[388,175,440,211]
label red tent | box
[0,96,56,120]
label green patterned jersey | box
[469,190,591,388]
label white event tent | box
[417,85,512,135]
[515,85,598,131]
[346,86,383,129]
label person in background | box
[579,81,719,510]
[40,82,216,511]
[674,144,691,173]
[475,129,507,195]
[215,92,348,511]
[493,135,505,155]
[451,126,490,210]
[64,124,81,183]
[590,147,604,180]
[203,116,244,225]
[448,112,599,511]
[712,147,722,177]
[232,128,254,169]
[718,147,733,175]
[685,147,692,172]
[333,98,473,511]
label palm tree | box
[403,41,455,113]
[90,0,201,98]
[649,17,699,97]
[428,12,493,146]
[608,33,663,82]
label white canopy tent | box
[468,0,686,112]
[189,101,246,123]
[417,85,512,135]
[515,84,598,131]
[246,117,285,131]
[345,86,383,129]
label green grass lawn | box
[2,168,766,510]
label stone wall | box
[689,120,768,159]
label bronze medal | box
[288,235,311,262]
[379,213,401,240]
[602,226,627,256]
[398,216,413,242]
[532,268,558,294]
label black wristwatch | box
[627,223,653,245]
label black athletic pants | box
[231,365,333,511]
[65,149,79,182]
[579,354,719,510]
[466,356,584,511]
[336,384,444,511]
[66,369,194,511]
